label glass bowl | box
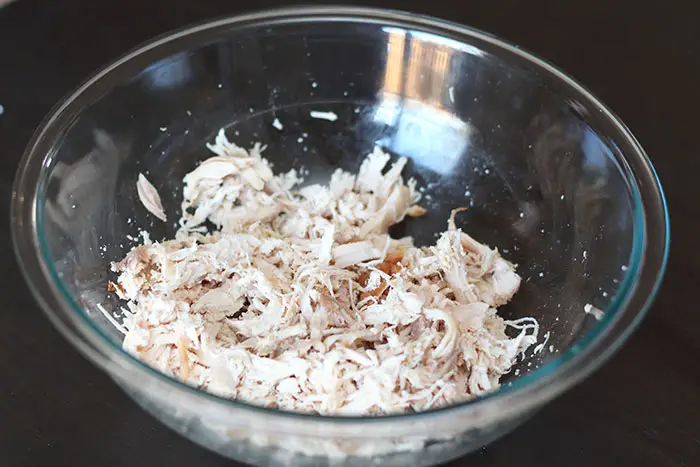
[11,7,668,467]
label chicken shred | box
[112,128,539,416]
[136,173,167,222]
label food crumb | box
[584,303,605,320]
[310,110,338,121]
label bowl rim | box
[12,5,669,435]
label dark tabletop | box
[1,1,699,466]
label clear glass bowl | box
[11,7,668,467]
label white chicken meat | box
[110,128,539,416]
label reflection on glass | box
[407,29,485,58]
[46,130,129,267]
[582,129,613,171]
[143,53,193,89]
[375,30,470,175]
[382,29,406,96]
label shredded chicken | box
[136,173,167,222]
[110,129,539,416]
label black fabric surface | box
[0,1,698,466]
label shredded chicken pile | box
[110,129,539,415]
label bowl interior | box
[38,16,639,398]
